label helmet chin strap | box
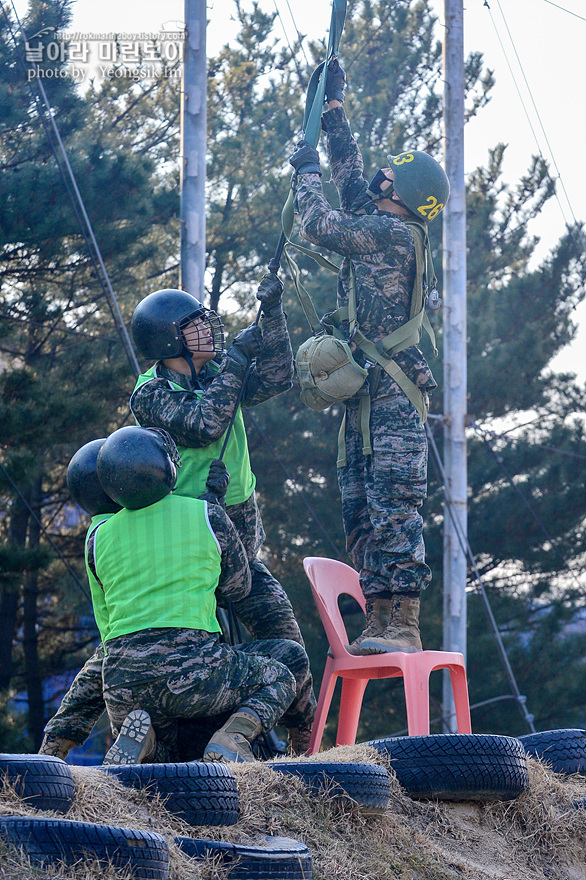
[180,344,199,385]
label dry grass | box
[1,748,586,879]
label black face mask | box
[367,169,394,200]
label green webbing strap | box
[336,410,347,467]
[303,0,347,146]
[279,0,347,332]
[336,393,372,468]
[353,327,428,422]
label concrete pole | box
[180,0,207,296]
[442,0,468,732]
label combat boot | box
[38,734,79,761]
[203,708,262,763]
[102,709,156,765]
[345,596,393,655]
[360,594,423,654]
[288,724,312,757]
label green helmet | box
[386,151,450,222]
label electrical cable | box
[484,0,586,257]
[542,0,586,23]
[3,1,141,378]
[426,421,536,732]
[470,419,586,596]
[0,460,91,601]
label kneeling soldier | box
[88,426,306,764]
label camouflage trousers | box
[43,644,106,745]
[102,628,304,760]
[337,386,432,598]
[43,560,316,747]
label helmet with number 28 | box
[387,151,450,222]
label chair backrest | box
[303,556,366,655]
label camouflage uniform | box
[43,311,316,753]
[42,644,105,747]
[130,310,316,720]
[294,106,434,598]
[97,501,300,760]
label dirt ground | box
[1,743,586,880]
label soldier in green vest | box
[39,274,316,761]
[289,60,449,655]
[88,426,307,764]
[128,274,316,753]
[38,439,120,760]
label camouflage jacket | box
[130,309,293,447]
[207,501,252,604]
[294,106,436,394]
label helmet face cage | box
[178,308,225,356]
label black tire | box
[0,816,169,879]
[268,760,391,811]
[103,761,239,826]
[176,834,312,879]
[365,733,529,801]
[0,754,74,814]
[518,729,586,775]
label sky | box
[9,0,586,380]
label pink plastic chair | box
[303,556,472,754]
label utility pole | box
[442,0,468,731]
[180,0,207,296]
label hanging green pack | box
[295,332,368,411]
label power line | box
[3,1,141,377]
[542,0,586,23]
[426,421,536,732]
[484,0,586,256]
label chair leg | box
[336,678,369,746]
[402,668,430,736]
[307,664,338,755]
[449,664,472,734]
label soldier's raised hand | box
[198,458,230,507]
[289,141,321,176]
[325,58,346,104]
[256,272,283,315]
[227,324,263,366]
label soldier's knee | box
[280,639,311,678]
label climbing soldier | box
[289,59,449,655]
[129,273,316,753]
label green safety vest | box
[132,365,256,506]
[86,513,115,643]
[93,494,222,643]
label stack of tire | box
[363,733,531,801]
[0,753,169,879]
[0,754,318,879]
[7,731,583,878]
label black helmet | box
[96,426,181,510]
[131,289,225,360]
[67,439,122,516]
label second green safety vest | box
[86,513,115,643]
[132,364,256,506]
[92,494,222,643]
